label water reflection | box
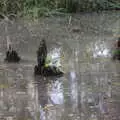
[0,51,119,120]
[0,51,118,120]
[34,76,64,120]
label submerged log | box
[34,65,63,76]
[43,66,64,76]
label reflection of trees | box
[35,76,49,108]
[35,76,65,120]
[35,76,55,120]
[60,71,79,120]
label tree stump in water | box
[4,45,21,63]
[34,39,64,77]
[112,37,120,61]
[112,49,120,60]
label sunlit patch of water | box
[48,80,64,105]
[86,40,111,59]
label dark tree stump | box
[34,39,64,77]
[112,53,120,60]
[4,50,21,63]
[34,65,43,75]
[112,37,120,61]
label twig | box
[68,15,72,26]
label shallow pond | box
[0,11,120,120]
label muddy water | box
[0,11,120,120]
